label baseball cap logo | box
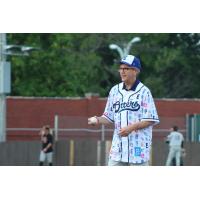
[120,55,141,71]
[122,55,135,64]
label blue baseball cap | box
[120,55,142,71]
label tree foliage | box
[7,33,200,98]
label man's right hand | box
[88,116,98,125]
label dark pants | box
[172,157,184,166]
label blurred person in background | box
[39,125,54,166]
[165,126,184,166]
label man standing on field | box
[165,126,184,166]
[88,55,159,166]
[39,125,54,166]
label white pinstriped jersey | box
[103,81,159,164]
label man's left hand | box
[120,126,134,137]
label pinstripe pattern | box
[103,81,159,164]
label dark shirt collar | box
[122,79,140,91]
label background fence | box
[1,140,200,166]
[7,115,188,141]
[0,140,109,166]
[3,115,200,166]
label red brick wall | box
[155,99,200,117]
[154,99,200,139]
[7,98,89,128]
[6,96,200,140]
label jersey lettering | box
[113,100,140,113]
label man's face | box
[118,64,138,83]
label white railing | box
[6,127,186,142]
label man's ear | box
[135,69,140,75]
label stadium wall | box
[6,95,200,140]
[0,140,199,166]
